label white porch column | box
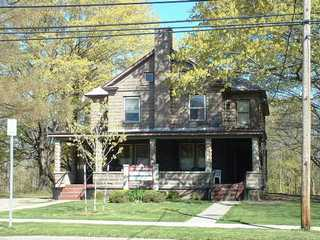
[150,138,159,190]
[54,140,61,173]
[123,164,129,190]
[205,137,212,172]
[95,139,103,172]
[150,138,156,165]
[252,137,261,172]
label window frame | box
[124,96,141,123]
[236,100,250,127]
[189,95,206,121]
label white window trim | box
[189,95,207,121]
[124,96,141,123]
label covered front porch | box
[53,135,266,194]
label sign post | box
[7,119,17,228]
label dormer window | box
[190,96,206,121]
[124,97,140,123]
[145,72,154,81]
[237,100,250,127]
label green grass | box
[220,200,320,226]
[0,200,211,222]
[0,191,51,199]
[0,223,319,240]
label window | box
[135,144,150,165]
[145,72,154,81]
[179,143,205,171]
[179,144,194,171]
[237,100,250,127]
[124,97,140,122]
[190,95,206,121]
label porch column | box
[205,137,212,172]
[95,139,103,172]
[252,137,261,172]
[54,140,61,173]
[150,138,156,165]
[150,138,159,190]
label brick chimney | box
[154,28,173,128]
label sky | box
[152,2,196,41]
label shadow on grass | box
[127,208,168,239]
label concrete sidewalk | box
[0,198,72,212]
[187,201,238,225]
[0,237,172,240]
[0,218,319,231]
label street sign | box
[7,119,17,136]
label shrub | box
[166,191,181,201]
[191,191,203,201]
[128,189,145,202]
[109,190,129,203]
[96,191,105,201]
[143,190,166,203]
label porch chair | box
[213,169,222,184]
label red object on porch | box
[57,184,94,200]
[212,182,245,201]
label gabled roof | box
[103,50,154,88]
[85,86,109,98]
[230,78,264,92]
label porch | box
[53,136,265,196]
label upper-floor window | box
[124,97,140,122]
[237,100,250,127]
[190,95,206,121]
[145,72,154,81]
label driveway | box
[0,198,70,212]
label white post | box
[123,164,129,190]
[7,118,17,228]
[83,163,87,214]
[252,138,260,172]
[205,138,212,172]
[9,135,13,228]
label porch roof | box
[48,128,265,140]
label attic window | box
[145,72,154,81]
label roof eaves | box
[103,50,154,88]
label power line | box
[0,20,309,36]
[0,0,210,9]
[0,25,215,35]
[0,12,309,31]
[0,20,311,42]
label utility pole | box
[302,0,312,231]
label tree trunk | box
[37,122,54,189]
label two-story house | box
[51,28,269,200]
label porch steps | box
[212,182,245,201]
[58,184,94,200]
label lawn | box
[0,223,319,240]
[220,200,320,226]
[0,200,211,222]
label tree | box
[0,0,156,188]
[169,0,320,169]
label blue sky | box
[152,2,195,41]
